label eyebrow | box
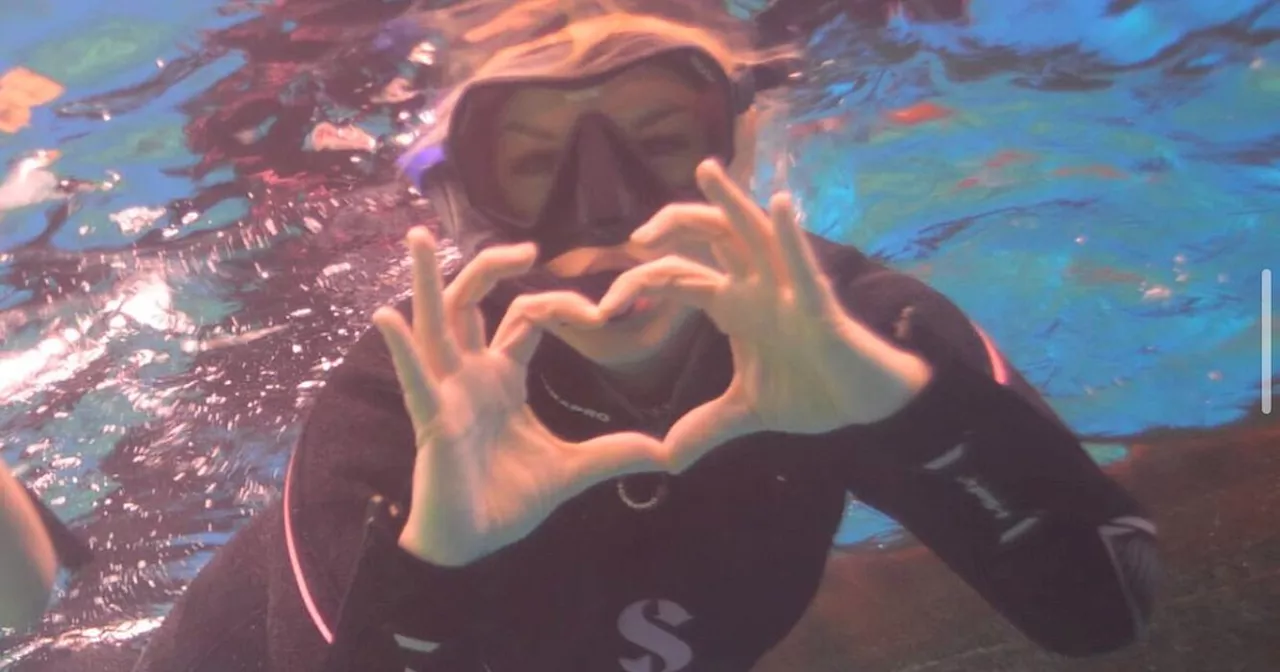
[630,104,687,132]
[501,120,559,141]
[500,103,688,140]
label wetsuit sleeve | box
[15,483,93,572]
[826,260,1159,657]
[283,297,487,669]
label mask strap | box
[732,57,804,114]
[731,67,757,115]
[399,142,447,189]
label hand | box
[0,460,57,630]
[372,228,667,567]
[598,160,933,469]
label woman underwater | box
[133,3,1159,671]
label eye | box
[638,134,692,157]
[509,150,560,177]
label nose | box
[531,113,676,261]
[570,121,645,228]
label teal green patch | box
[1083,443,1130,466]
[83,123,187,163]
[833,496,904,547]
[1258,71,1280,94]
[169,276,241,330]
[22,19,173,86]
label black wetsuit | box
[133,235,1159,672]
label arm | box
[0,460,57,630]
[281,298,491,670]
[827,251,1159,657]
[287,229,663,671]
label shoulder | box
[292,297,416,468]
[321,299,407,398]
[806,232,888,280]
[803,232,989,363]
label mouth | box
[606,296,656,325]
[569,269,627,304]
[556,268,659,326]
[498,249,662,324]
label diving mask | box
[411,43,794,262]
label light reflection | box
[109,206,167,235]
[0,617,164,665]
[0,326,107,403]
[408,41,436,66]
[0,272,197,410]
[0,150,64,214]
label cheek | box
[638,302,699,343]
[556,301,695,357]
[542,249,602,277]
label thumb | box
[559,432,668,488]
[662,396,760,473]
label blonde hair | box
[406,0,799,154]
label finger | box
[491,314,543,366]
[662,396,761,473]
[372,306,440,422]
[406,227,460,377]
[767,192,830,308]
[492,292,605,365]
[632,203,752,278]
[695,159,782,284]
[562,432,668,484]
[597,256,724,318]
[444,242,538,351]
[514,291,607,329]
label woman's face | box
[491,64,755,370]
[493,63,713,219]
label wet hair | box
[405,0,801,155]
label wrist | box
[396,520,435,563]
[833,316,934,423]
[397,513,480,568]
[875,350,934,418]
[845,347,934,425]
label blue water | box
[0,0,1277,662]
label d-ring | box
[617,477,668,511]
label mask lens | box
[447,48,737,234]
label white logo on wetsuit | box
[956,475,1011,520]
[618,599,694,672]
[393,599,694,672]
[541,375,612,423]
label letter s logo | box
[617,599,694,672]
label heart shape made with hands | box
[383,157,931,476]
[370,158,930,566]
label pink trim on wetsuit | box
[283,452,336,644]
[972,323,1010,386]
